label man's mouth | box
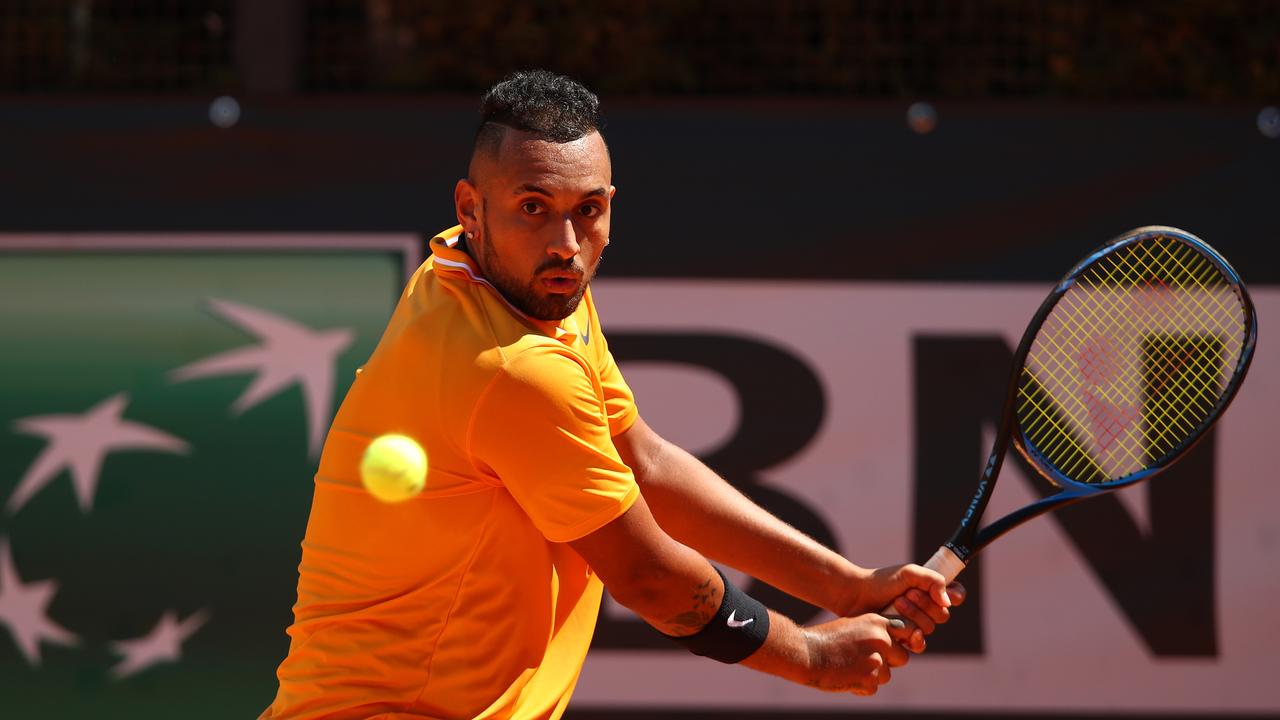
[539,271,582,293]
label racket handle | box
[922,545,966,584]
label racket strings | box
[1143,335,1224,462]
[1074,246,1234,444]
[1046,238,1239,471]
[1025,295,1151,476]
[1020,281,1189,478]
[1062,243,1235,464]
[1104,240,1240,424]
[1017,234,1247,484]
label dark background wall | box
[5,0,1277,283]
[3,99,1278,284]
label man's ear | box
[455,178,480,231]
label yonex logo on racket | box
[959,478,988,529]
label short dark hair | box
[473,70,603,159]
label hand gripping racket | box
[921,226,1257,583]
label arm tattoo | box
[664,574,720,631]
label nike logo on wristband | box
[726,611,755,628]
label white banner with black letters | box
[577,280,1278,715]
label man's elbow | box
[604,558,677,612]
[615,417,670,484]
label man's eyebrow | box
[513,183,553,197]
[513,183,609,200]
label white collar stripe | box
[431,256,535,322]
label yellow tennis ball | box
[360,434,427,503]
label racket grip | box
[922,545,966,584]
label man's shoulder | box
[492,337,595,390]
[394,284,591,391]
[470,342,605,438]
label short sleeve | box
[468,345,639,543]
[594,332,639,437]
[584,291,639,436]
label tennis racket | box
[921,226,1257,583]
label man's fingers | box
[881,635,911,667]
[876,665,893,685]
[902,564,949,606]
[946,580,967,607]
[905,588,951,626]
[928,579,952,608]
[893,595,939,635]
[884,616,920,646]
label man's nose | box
[547,216,581,259]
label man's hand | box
[833,564,967,650]
[888,577,967,646]
[780,614,919,695]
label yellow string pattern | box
[1017,234,1247,485]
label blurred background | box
[1,2,1278,718]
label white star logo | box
[168,299,354,457]
[110,609,209,680]
[0,539,78,666]
[8,394,190,515]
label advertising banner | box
[0,234,418,718]
[579,279,1278,716]
[0,238,1274,717]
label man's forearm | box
[633,435,865,615]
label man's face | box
[456,129,615,321]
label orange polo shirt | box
[261,226,640,720]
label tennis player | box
[261,70,964,720]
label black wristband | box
[662,568,770,664]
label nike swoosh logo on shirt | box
[726,610,754,628]
[581,320,591,346]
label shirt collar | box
[428,226,583,346]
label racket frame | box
[940,226,1257,568]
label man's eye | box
[579,205,601,217]
[522,202,544,215]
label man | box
[261,70,963,720]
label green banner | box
[0,239,413,718]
